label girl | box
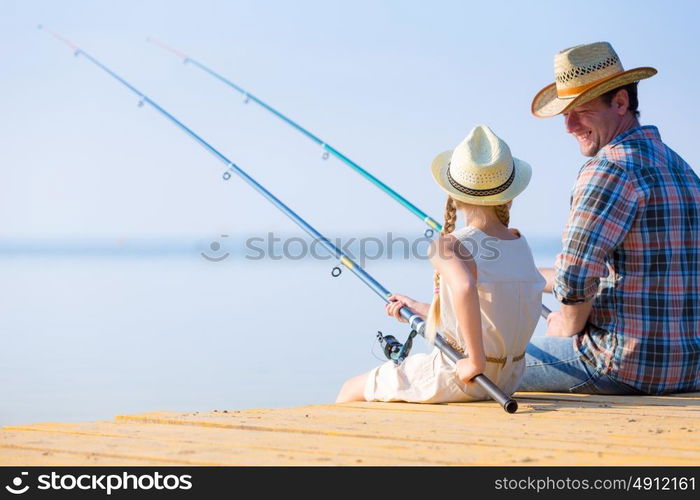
[336,125,545,403]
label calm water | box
[1,242,560,426]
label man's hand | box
[545,300,594,337]
[545,310,580,337]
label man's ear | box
[613,88,630,116]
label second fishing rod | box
[41,27,518,413]
[148,38,551,320]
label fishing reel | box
[376,330,417,365]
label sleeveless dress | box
[364,226,546,403]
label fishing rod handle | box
[398,305,518,413]
[473,374,518,414]
[431,328,518,413]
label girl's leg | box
[335,372,369,403]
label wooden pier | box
[1,392,698,465]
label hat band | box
[556,68,626,98]
[557,79,599,97]
[446,162,516,197]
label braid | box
[432,196,457,296]
[443,197,457,234]
[494,203,510,227]
[426,197,458,344]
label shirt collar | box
[606,125,660,148]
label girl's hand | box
[455,355,486,384]
[385,296,409,323]
[385,294,430,323]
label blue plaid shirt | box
[554,125,700,394]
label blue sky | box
[3,0,699,240]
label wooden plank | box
[1,421,695,466]
[662,392,700,398]
[117,400,698,428]
[514,392,700,407]
[1,392,697,466]
[124,402,698,430]
[337,400,697,419]
[11,417,697,452]
[112,407,698,454]
[0,446,168,465]
[6,395,696,463]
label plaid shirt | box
[554,125,700,394]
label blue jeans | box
[517,336,644,395]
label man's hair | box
[600,82,640,118]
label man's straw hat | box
[531,41,657,118]
[431,125,531,206]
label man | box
[519,42,700,395]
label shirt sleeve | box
[554,159,639,305]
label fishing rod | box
[148,38,551,322]
[146,37,442,236]
[40,26,519,413]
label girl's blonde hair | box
[424,197,511,344]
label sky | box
[2,0,699,242]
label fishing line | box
[41,26,519,413]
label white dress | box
[364,226,546,403]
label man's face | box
[563,95,624,157]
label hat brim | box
[531,66,657,118]
[430,150,532,206]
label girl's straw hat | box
[531,41,657,118]
[431,125,531,206]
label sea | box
[0,235,562,426]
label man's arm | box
[545,299,594,337]
[548,160,638,337]
[554,160,638,306]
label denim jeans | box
[517,336,644,394]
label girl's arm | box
[429,234,486,383]
[538,267,555,293]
